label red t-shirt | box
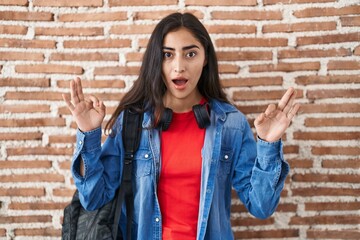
[158,107,206,239]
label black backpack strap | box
[113,108,143,240]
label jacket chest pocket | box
[132,149,152,177]
[218,148,233,177]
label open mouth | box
[172,78,188,86]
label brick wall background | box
[0,0,359,239]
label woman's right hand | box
[62,77,106,132]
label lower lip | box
[173,81,187,90]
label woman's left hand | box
[254,87,300,142]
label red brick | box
[279,48,351,59]
[4,91,60,102]
[0,39,56,48]
[53,188,76,197]
[186,0,256,6]
[0,118,65,127]
[294,5,360,18]
[59,12,127,22]
[63,39,131,49]
[0,0,28,5]
[15,64,83,74]
[48,135,75,144]
[0,104,50,113]
[293,131,360,140]
[290,215,359,225]
[109,0,176,6]
[307,89,360,100]
[264,0,335,4]
[0,215,52,224]
[0,229,5,236]
[312,146,360,155]
[355,45,360,55]
[292,173,360,183]
[322,159,359,169]
[218,64,240,74]
[328,60,360,70]
[0,25,27,35]
[33,0,103,7]
[7,147,73,156]
[14,228,61,237]
[221,77,283,88]
[300,103,360,113]
[94,66,140,76]
[307,229,360,239]
[134,10,203,21]
[0,11,53,21]
[0,78,49,87]
[57,79,125,89]
[0,188,45,197]
[35,27,104,36]
[216,38,288,47]
[0,173,64,182]
[125,52,143,62]
[232,217,274,226]
[234,229,299,238]
[263,21,336,33]
[110,24,155,34]
[50,52,118,61]
[287,158,313,168]
[0,160,51,169]
[250,62,320,72]
[292,187,360,196]
[0,51,44,61]
[206,24,256,34]
[295,74,360,85]
[212,10,282,20]
[217,51,272,61]
[297,33,360,46]
[234,89,303,101]
[0,132,42,141]
[341,16,360,26]
[284,145,299,154]
[305,201,360,211]
[9,202,68,210]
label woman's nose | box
[174,57,185,73]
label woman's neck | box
[163,92,202,113]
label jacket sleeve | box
[232,117,289,219]
[71,121,123,211]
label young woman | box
[63,12,300,240]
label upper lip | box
[172,76,188,81]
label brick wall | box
[0,0,359,239]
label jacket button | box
[155,217,160,222]
[224,155,229,160]
[144,154,149,158]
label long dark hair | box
[105,12,228,134]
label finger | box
[264,103,276,117]
[70,79,80,104]
[88,95,100,108]
[254,113,265,127]
[75,77,85,101]
[278,87,295,111]
[283,90,297,114]
[98,100,106,115]
[62,93,75,112]
[287,103,300,120]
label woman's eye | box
[163,52,172,58]
[186,51,197,58]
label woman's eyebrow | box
[162,45,200,51]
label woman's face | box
[162,27,207,111]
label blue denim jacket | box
[71,99,289,240]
